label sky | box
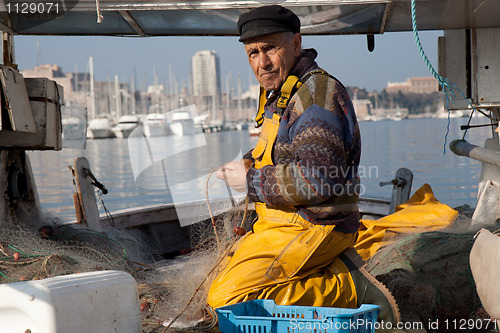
[14,30,442,93]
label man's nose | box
[258,52,272,69]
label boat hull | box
[93,196,389,255]
[143,124,171,137]
[88,128,114,139]
[170,120,198,136]
[112,127,138,139]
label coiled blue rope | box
[410,0,485,153]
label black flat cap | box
[238,5,300,42]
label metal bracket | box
[83,167,108,194]
[380,168,414,214]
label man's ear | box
[293,33,302,57]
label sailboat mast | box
[169,64,174,111]
[89,56,96,119]
[153,66,159,112]
[74,64,78,94]
[107,74,113,118]
[237,72,242,121]
[162,79,168,113]
[225,73,229,124]
[36,40,41,67]
[115,75,122,118]
[131,74,136,115]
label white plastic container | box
[0,270,141,333]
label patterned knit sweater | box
[245,48,362,233]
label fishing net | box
[137,200,256,333]
[0,196,255,333]
[365,205,491,331]
[1,196,492,333]
[0,216,129,283]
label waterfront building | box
[386,76,439,94]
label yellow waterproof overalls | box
[207,76,359,309]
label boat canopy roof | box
[0,0,499,37]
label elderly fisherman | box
[208,5,399,324]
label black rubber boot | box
[339,248,401,325]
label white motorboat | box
[111,115,142,139]
[142,113,171,137]
[87,116,115,139]
[169,110,202,136]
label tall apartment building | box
[191,50,221,114]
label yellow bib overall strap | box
[277,75,302,109]
[254,75,302,127]
[252,113,281,169]
[255,86,267,127]
[252,75,303,167]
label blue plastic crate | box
[216,300,379,333]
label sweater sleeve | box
[246,89,356,206]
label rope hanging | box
[410,0,487,153]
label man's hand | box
[217,159,251,193]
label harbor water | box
[28,117,491,222]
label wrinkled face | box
[244,32,302,91]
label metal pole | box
[450,139,500,168]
